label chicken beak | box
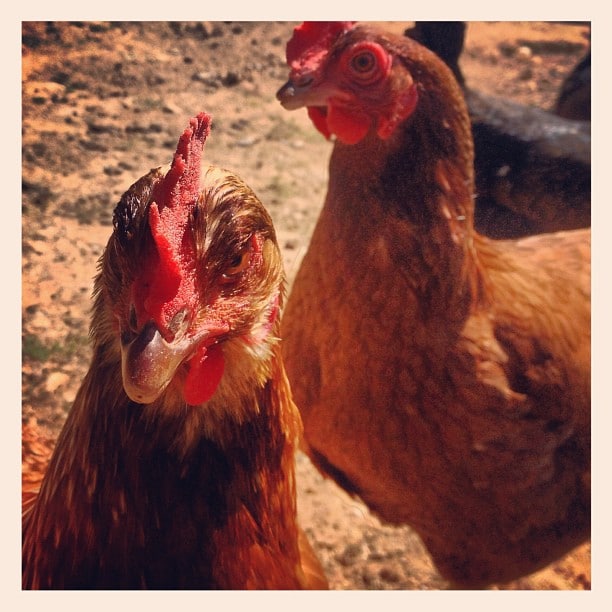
[120,321,199,404]
[276,74,335,110]
[277,79,309,110]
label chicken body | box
[277,23,590,587]
[22,113,326,590]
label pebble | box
[63,388,77,404]
[192,72,220,87]
[45,372,70,393]
[234,137,259,148]
[379,567,401,583]
[222,71,241,87]
[103,166,123,176]
[87,121,119,135]
[162,102,182,115]
[337,542,364,566]
[29,310,52,329]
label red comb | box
[151,112,210,224]
[286,21,355,70]
[132,112,211,335]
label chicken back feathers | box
[277,22,590,587]
[22,112,327,590]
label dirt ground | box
[21,21,591,590]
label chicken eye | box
[345,42,391,84]
[222,249,251,280]
[351,51,376,74]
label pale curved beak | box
[120,321,198,404]
[276,78,314,110]
[276,76,349,113]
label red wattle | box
[327,104,371,145]
[183,343,225,405]
[307,107,332,140]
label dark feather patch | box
[112,168,163,249]
[113,191,141,246]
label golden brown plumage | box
[277,23,590,587]
[22,113,327,590]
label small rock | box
[103,166,123,176]
[146,74,166,87]
[192,72,220,88]
[222,71,241,87]
[379,567,401,583]
[30,310,51,329]
[337,542,364,567]
[63,388,77,404]
[86,121,119,135]
[45,372,70,393]
[79,139,108,152]
[118,160,136,171]
[230,118,249,131]
[498,41,517,57]
[124,123,149,134]
[234,137,259,148]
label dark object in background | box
[555,49,591,120]
[404,21,466,86]
[405,21,591,239]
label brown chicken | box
[277,22,590,587]
[22,112,327,590]
[405,21,591,238]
